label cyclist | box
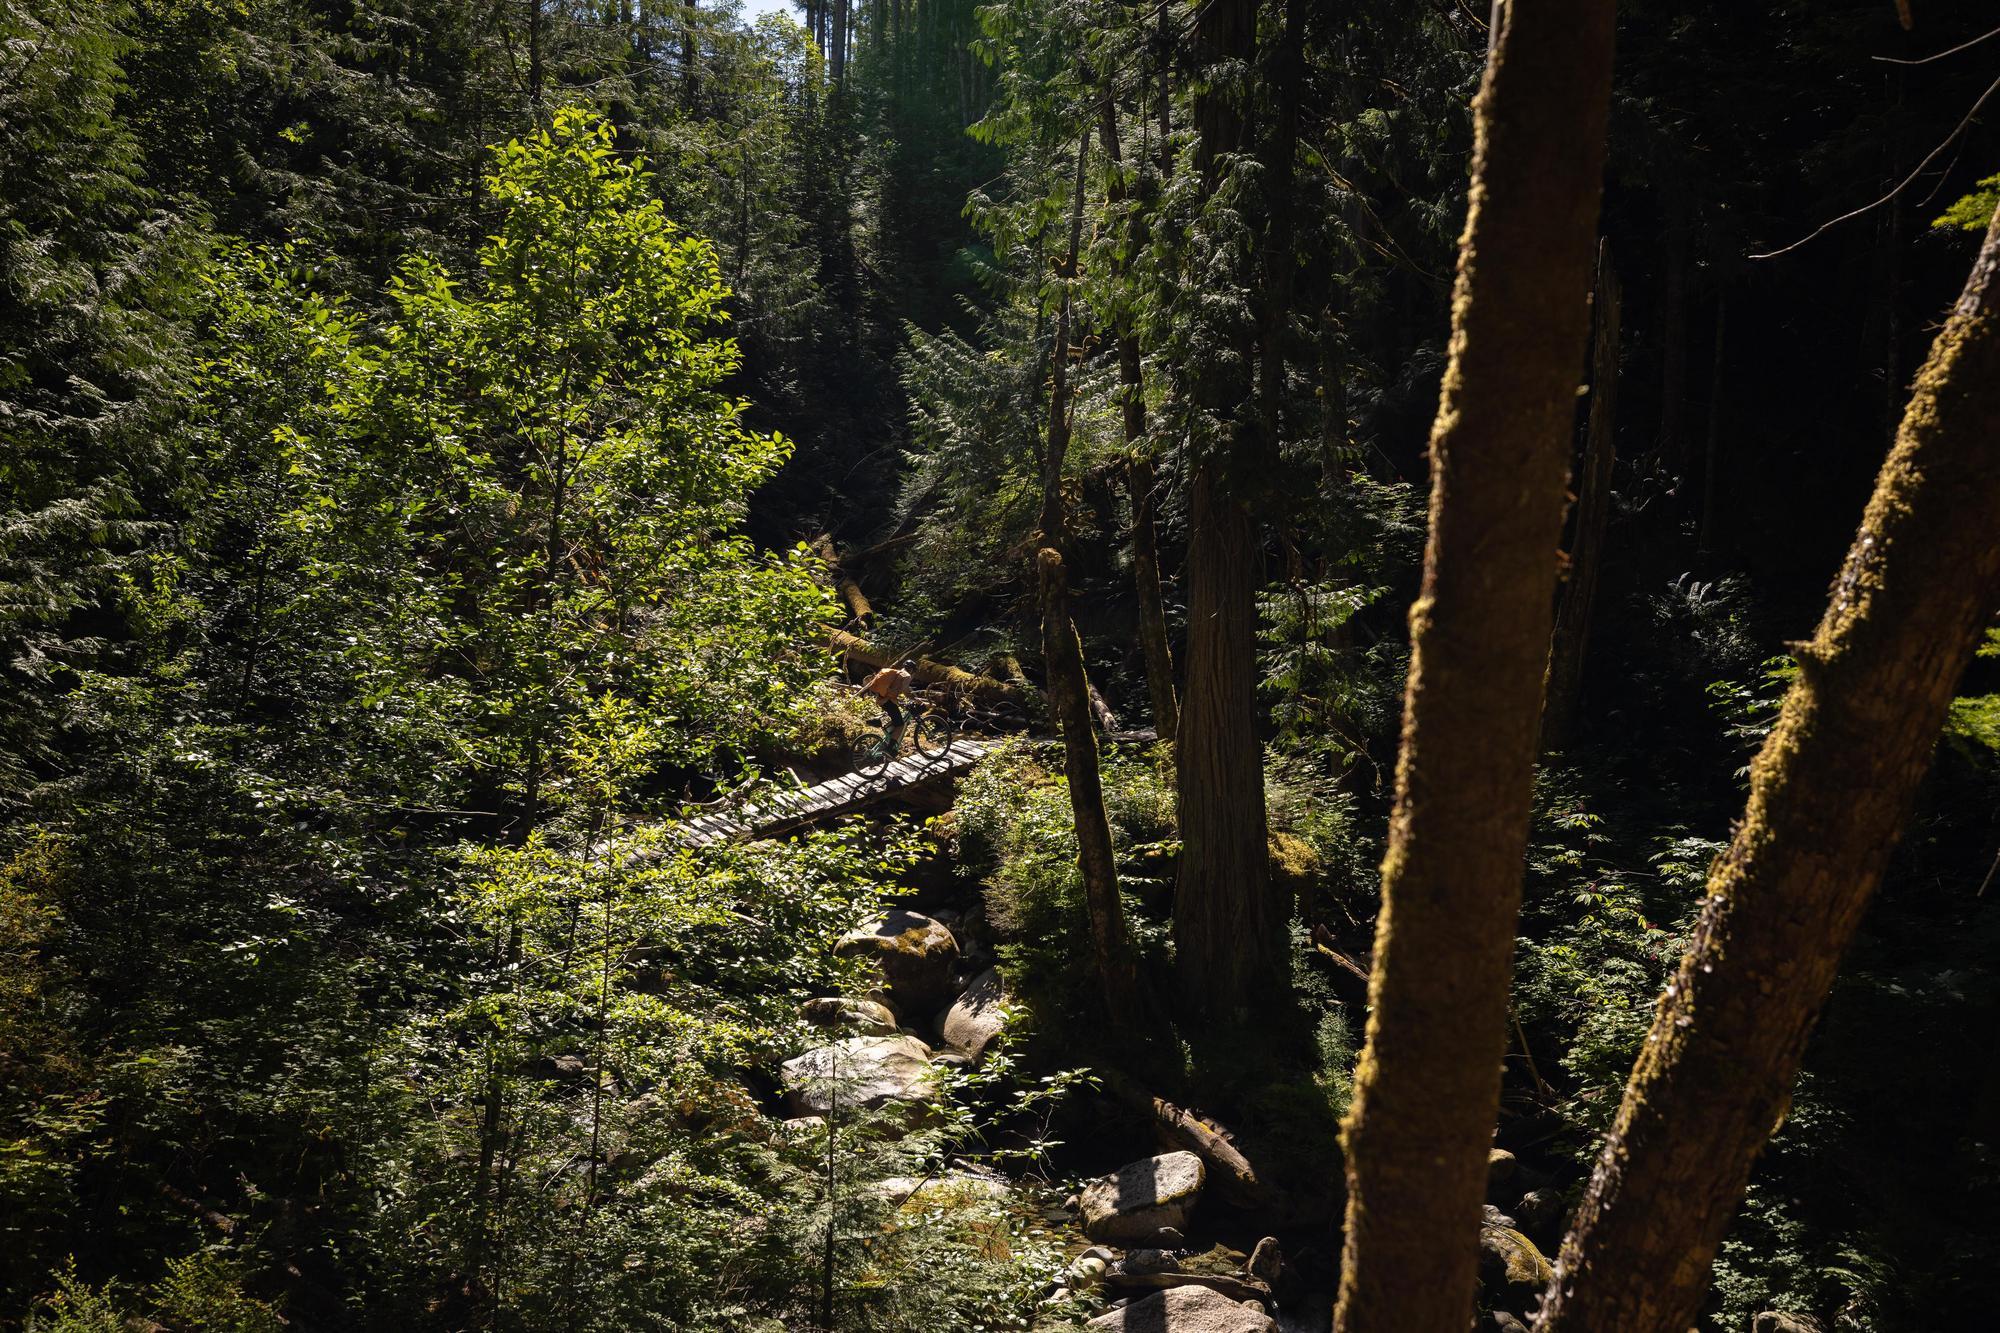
[861,660,916,748]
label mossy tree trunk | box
[1536,204,2000,1333]
[1333,3,1617,1330]
[1173,0,1284,1023]
[1039,130,1143,1031]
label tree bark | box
[831,0,849,84]
[1127,456,1178,737]
[1656,191,1689,480]
[1039,131,1143,1030]
[828,629,1018,707]
[1098,96,1178,738]
[1173,0,1280,1024]
[682,0,698,110]
[811,534,874,627]
[1332,3,1616,1330]
[1542,238,1622,753]
[1257,0,1303,451]
[1697,289,1727,561]
[1537,205,2000,1333]
[1173,467,1277,1019]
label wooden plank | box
[669,738,995,845]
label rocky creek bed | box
[771,883,1583,1332]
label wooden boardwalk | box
[676,738,992,848]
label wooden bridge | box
[675,738,993,848]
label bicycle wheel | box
[913,710,955,755]
[854,732,893,774]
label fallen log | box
[1101,1070,1277,1213]
[810,534,874,627]
[829,628,1025,709]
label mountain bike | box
[854,698,958,774]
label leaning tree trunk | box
[1039,131,1143,1031]
[1173,0,1283,1023]
[1536,205,2000,1333]
[1332,4,1617,1331]
[1542,238,1622,754]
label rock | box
[1487,1147,1519,1185]
[1179,1244,1250,1277]
[1121,1248,1180,1275]
[1079,1151,1206,1243]
[932,1050,975,1070]
[1247,1236,1282,1285]
[1513,1187,1565,1236]
[937,966,1012,1059]
[1483,1203,1518,1229]
[1086,1285,1277,1332]
[800,996,899,1034]
[1478,1224,1554,1309]
[834,910,960,1011]
[516,1053,588,1080]
[1103,1271,1274,1307]
[780,1035,936,1116]
[1076,1245,1116,1264]
[1752,1315,1824,1333]
[1067,1254,1108,1290]
[864,986,900,1016]
[872,1171,1011,1208]
[1480,1314,1530,1333]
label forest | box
[2,0,1997,1330]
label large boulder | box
[1079,1150,1206,1243]
[801,996,899,1035]
[834,910,960,1011]
[780,1035,936,1116]
[1478,1223,1554,1311]
[1086,1286,1276,1332]
[937,966,1012,1058]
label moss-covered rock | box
[834,909,960,1011]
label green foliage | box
[1514,770,1717,1137]
[953,742,1175,1035]
[27,1253,282,1333]
[1931,173,2000,233]
[1943,629,2000,755]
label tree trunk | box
[1039,131,1143,1030]
[811,535,874,627]
[828,629,1019,707]
[1541,238,1622,753]
[527,0,545,106]
[1332,3,1616,1330]
[1697,289,1727,561]
[1173,466,1277,1019]
[831,0,849,84]
[1127,456,1178,737]
[1257,0,1303,451]
[682,0,698,110]
[1173,0,1280,1024]
[1098,96,1178,738]
[1537,206,2000,1333]
[1656,191,1689,480]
